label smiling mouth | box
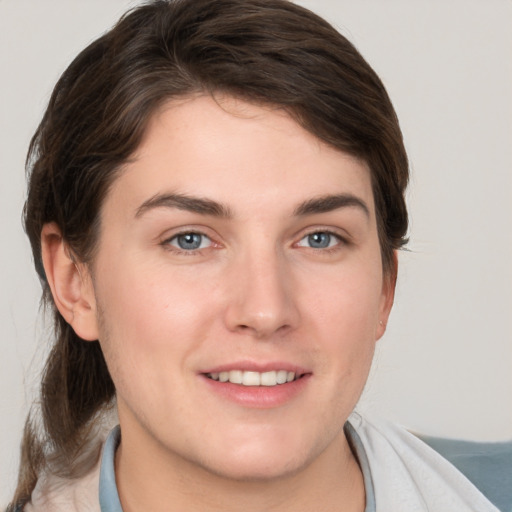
[206,370,301,387]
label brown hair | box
[11,0,408,507]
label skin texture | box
[42,95,395,511]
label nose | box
[223,249,300,339]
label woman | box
[6,0,509,510]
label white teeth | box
[229,370,243,384]
[276,370,288,384]
[260,371,277,386]
[242,371,260,386]
[207,370,297,386]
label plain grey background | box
[1,0,511,505]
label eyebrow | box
[293,194,370,218]
[135,193,233,218]
[135,192,369,219]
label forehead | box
[107,94,375,219]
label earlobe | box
[41,223,99,341]
[376,250,398,340]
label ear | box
[376,250,398,340]
[41,223,99,341]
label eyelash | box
[161,228,348,256]
[161,231,215,256]
[295,230,347,253]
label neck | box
[115,423,365,512]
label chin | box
[192,432,318,482]
[203,452,307,482]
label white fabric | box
[349,411,499,511]
[24,412,499,511]
[24,458,101,512]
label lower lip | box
[200,374,311,408]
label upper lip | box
[200,361,310,376]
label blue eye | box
[168,232,211,251]
[298,232,340,249]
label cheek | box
[93,260,215,385]
[300,263,382,391]
[306,266,383,338]
[97,255,214,335]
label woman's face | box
[83,95,394,480]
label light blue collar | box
[99,425,123,512]
[345,421,376,512]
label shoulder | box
[13,422,118,512]
[19,455,102,512]
[348,411,507,511]
[417,434,512,512]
